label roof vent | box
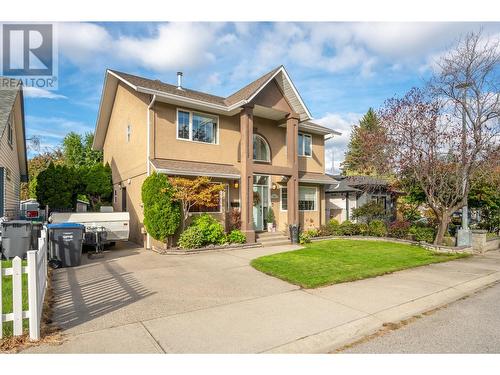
[177,72,183,90]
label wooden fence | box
[0,229,48,340]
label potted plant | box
[266,207,275,232]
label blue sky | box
[22,22,500,172]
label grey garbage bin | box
[31,222,44,250]
[1,221,32,259]
[47,223,85,267]
[288,224,300,244]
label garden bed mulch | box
[152,242,263,255]
[0,269,63,353]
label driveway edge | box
[265,271,500,353]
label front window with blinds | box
[177,109,218,144]
[280,186,317,211]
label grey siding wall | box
[0,108,21,219]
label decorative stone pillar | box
[471,229,487,254]
[286,112,299,227]
[240,105,255,243]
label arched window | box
[253,134,271,162]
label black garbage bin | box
[47,223,85,267]
[1,220,32,259]
[288,224,300,244]
[30,222,44,250]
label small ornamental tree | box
[141,172,181,246]
[81,163,113,211]
[351,201,388,223]
[36,162,81,209]
[169,176,225,230]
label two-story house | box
[0,78,28,219]
[93,66,340,245]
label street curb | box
[265,271,500,353]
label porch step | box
[256,231,291,247]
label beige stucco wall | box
[275,181,325,233]
[103,82,150,244]
[0,92,22,218]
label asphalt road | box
[342,282,500,354]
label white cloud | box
[57,22,224,72]
[26,115,93,143]
[217,33,237,45]
[315,112,364,173]
[115,23,221,71]
[23,87,67,99]
[58,23,113,64]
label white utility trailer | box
[50,212,130,243]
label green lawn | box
[251,239,469,288]
[1,259,29,338]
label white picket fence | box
[0,229,48,340]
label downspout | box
[147,94,157,176]
[146,94,156,249]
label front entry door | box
[253,175,269,231]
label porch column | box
[240,105,255,243]
[286,112,299,227]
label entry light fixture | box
[234,180,239,189]
[272,183,277,190]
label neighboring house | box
[0,78,28,219]
[326,175,401,223]
[93,66,340,245]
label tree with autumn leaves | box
[169,176,225,231]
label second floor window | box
[177,109,218,144]
[7,117,13,146]
[253,134,270,162]
[298,133,312,156]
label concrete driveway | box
[23,243,500,354]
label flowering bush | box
[388,220,411,239]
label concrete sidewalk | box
[23,244,500,354]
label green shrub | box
[368,220,387,237]
[304,228,319,238]
[192,213,226,245]
[351,201,389,223]
[227,229,246,244]
[142,172,181,243]
[388,220,411,238]
[356,223,369,236]
[299,232,311,245]
[327,219,341,235]
[318,225,333,237]
[409,225,435,243]
[339,220,360,236]
[178,226,205,249]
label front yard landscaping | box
[251,239,469,288]
[1,259,29,338]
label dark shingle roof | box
[109,70,227,106]
[109,66,283,108]
[343,175,389,187]
[0,77,21,136]
[224,66,282,106]
[151,158,240,178]
[298,171,338,184]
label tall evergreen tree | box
[342,108,387,176]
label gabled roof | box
[224,66,282,107]
[94,65,330,150]
[0,78,21,135]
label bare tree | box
[380,31,499,245]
